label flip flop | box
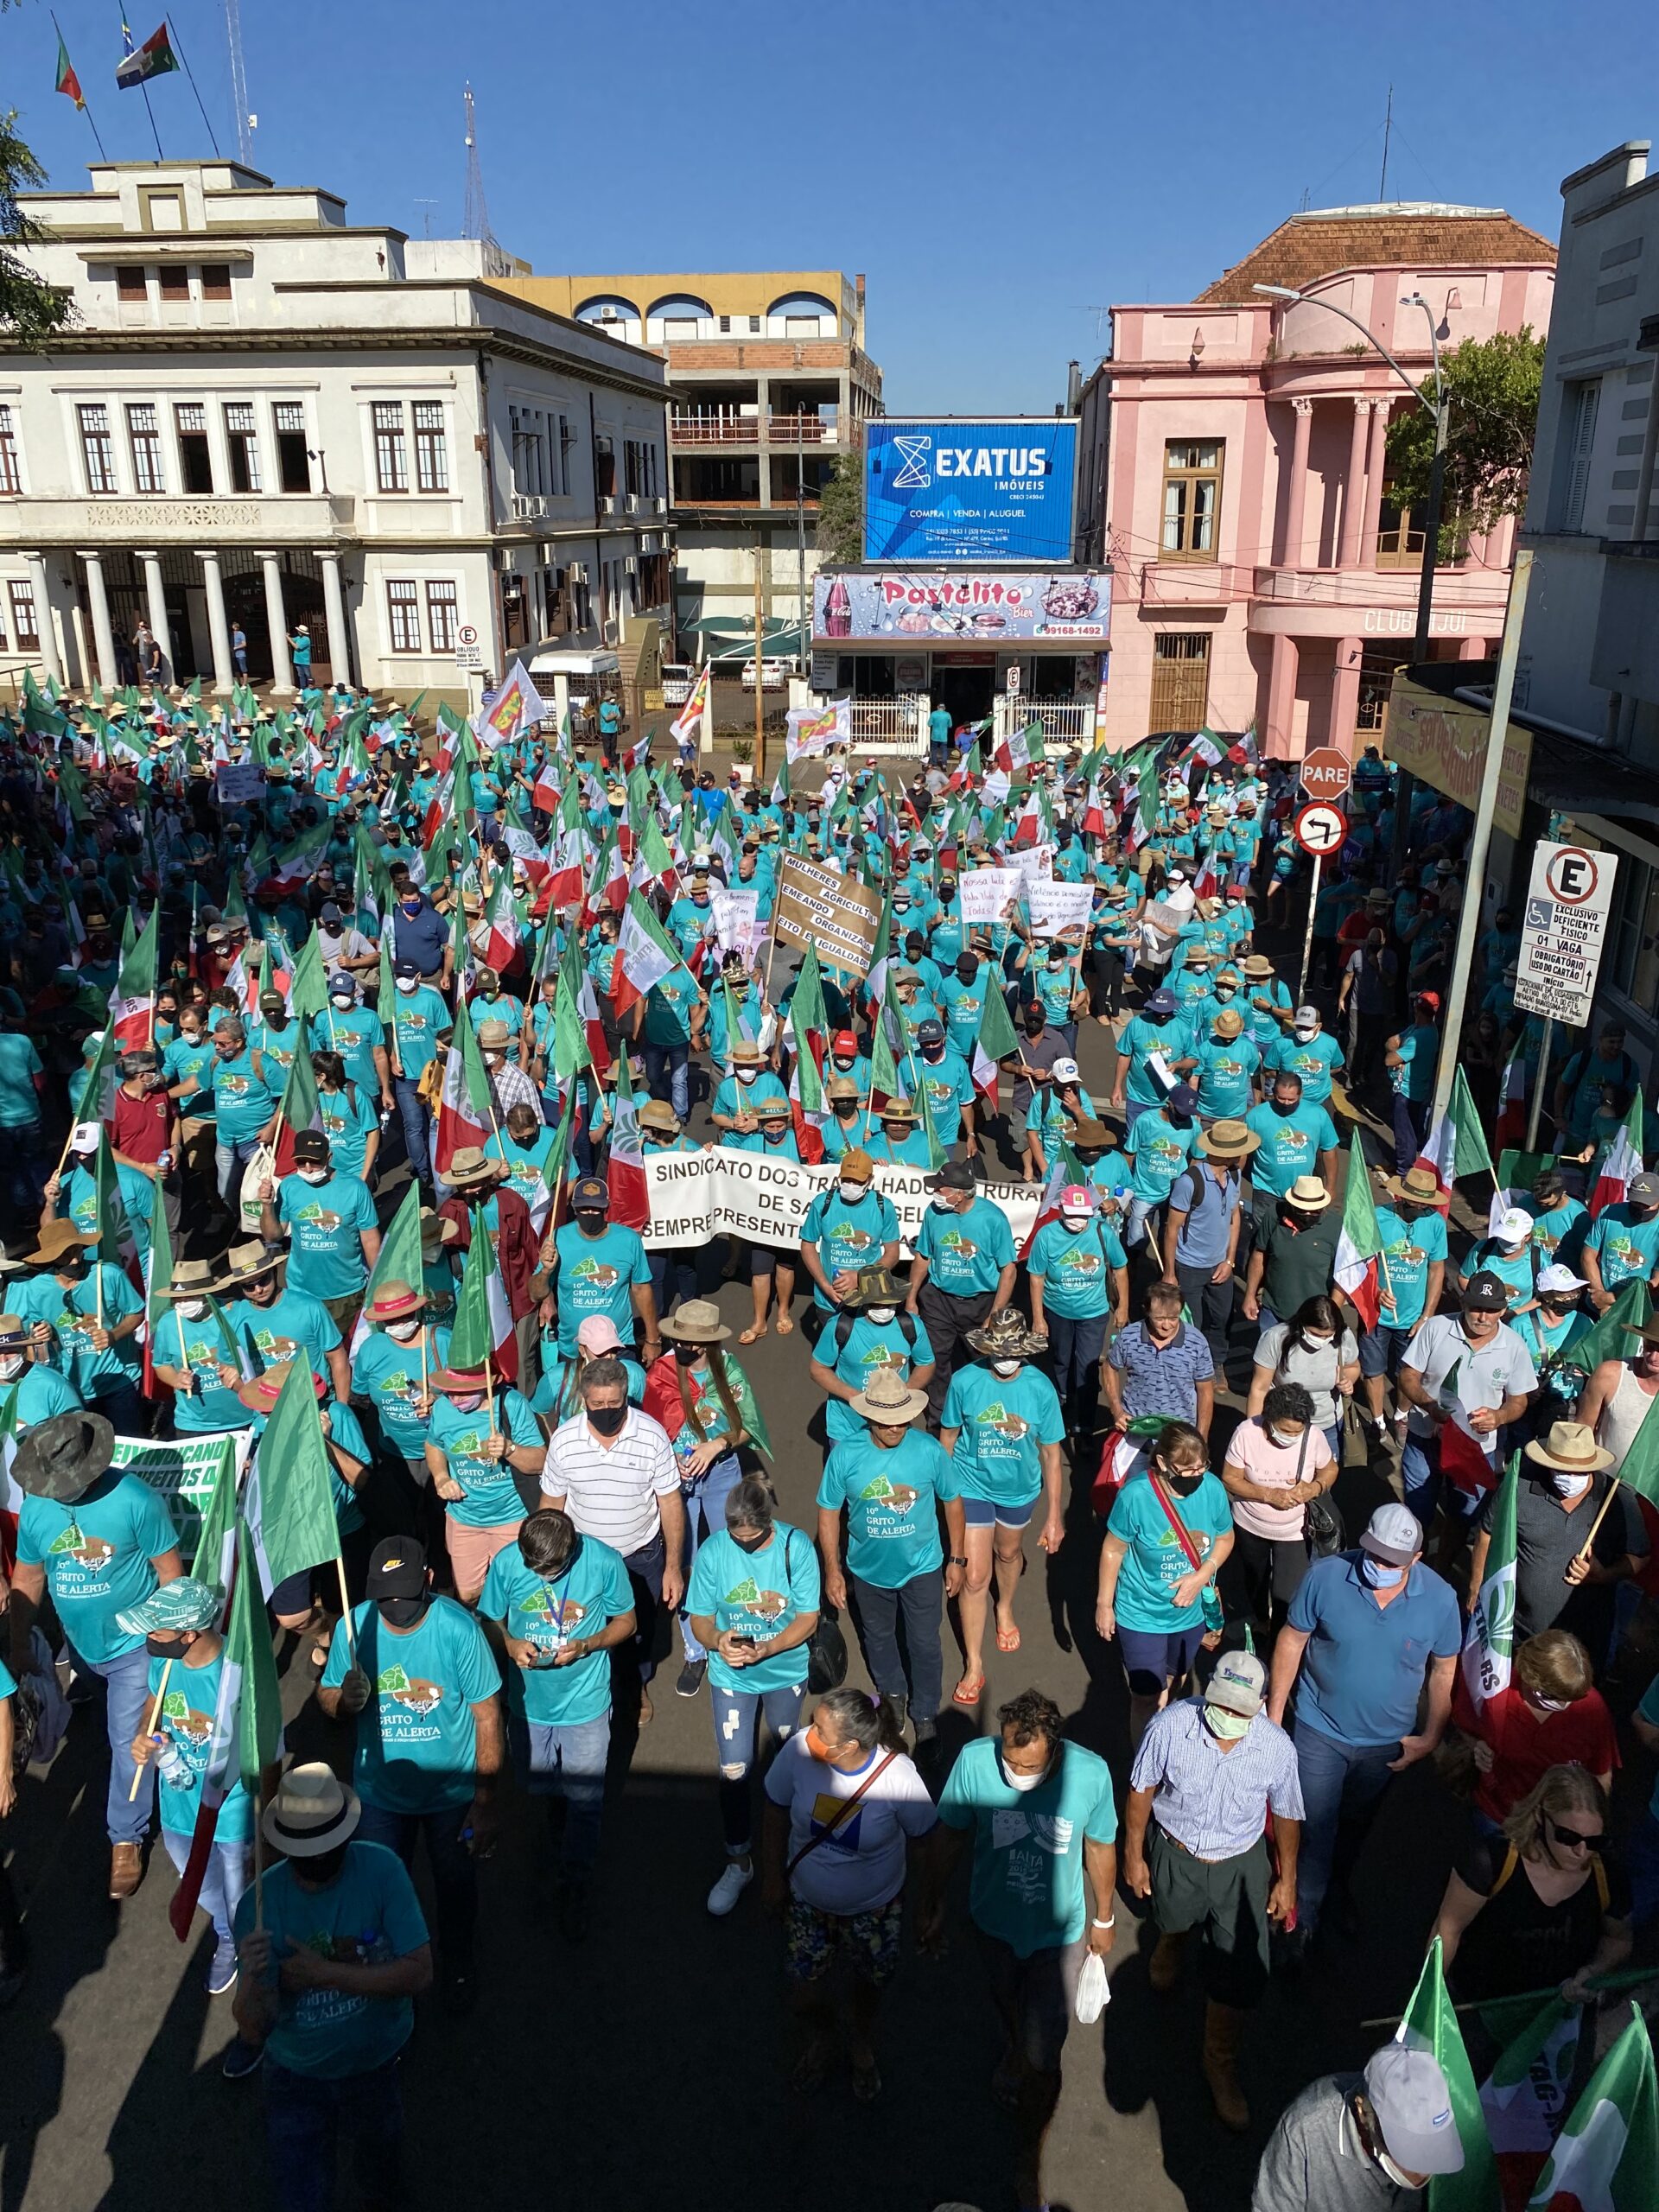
[775,1315,794,1337]
[739,1324,768,1345]
[952,1674,985,1707]
[996,1624,1021,1654]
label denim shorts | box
[1359,1321,1413,1380]
[963,1494,1037,1530]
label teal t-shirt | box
[817,1429,958,1588]
[13,1262,143,1402]
[1389,1023,1439,1104]
[322,1597,500,1814]
[316,1086,378,1185]
[914,1046,975,1134]
[277,1172,378,1300]
[1245,1099,1338,1199]
[641,969,699,1049]
[552,1221,650,1355]
[812,1311,937,1443]
[938,1736,1118,1959]
[211,1048,276,1142]
[389,985,449,1079]
[5,1364,82,1433]
[1126,1110,1199,1202]
[428,1387,543,1529]
[1106,1470,1232,1632]
[311,1008,383,1100]
[1374,1205,1449,1332]
[351,1325,452,1459]
[1265,1031,1344,1105]
[1584,1205,1659,1293]
[480,1535,633,1726]
[163,1033,217,1121]
[685,1522,820,1696]
[16,1471,176,1663]
[223,1287,342,1371]
[0,1032,42,1128]
[941,1362,1065,1509]
[145,1646,257,1840]
[162,1302,257,1433]
[1120,1014,1193,1107]
[232,1843,427,2080]
[914,1196,1015,1296]
[800,1185,899,1308]
[1192,1034,1261,1119]
[1028,1217,1127,1319]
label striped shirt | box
[489,1060,543,1122]
[541,1406,679,1557]
[1129,1696,1303,1860]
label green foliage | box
[816,451,864,563]
[0,110,74,349]
[1385,326,1547,544]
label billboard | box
[1386,676,1531,842]
[815,569,1109,644]
[864,418,1078,563]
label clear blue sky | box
[10,0,1659,411]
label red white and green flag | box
[56,33,86,107]
[1395,1937,1499,2212]
[543,781,588,909]
[1415,1066,1493,1199]
[117,22,179,89]
[475,871,522,976]
[448,1204,517,1384]
[434,993,496,1176]
[612,891,682,1017]
[1334,1135,1384,1332]
[270,1040,324,1179]
[1523,2012,1659,2212]
[107,905,160,1049]
[1590,1089,1643,1219]
[670,663,709,747]
[973,970,1020,1108]
[1480,1995,1585,2212]
[607,1054,648,1231]
[1461,1453,1519,1714]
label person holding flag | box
[14,1217,147,1433]
[1465,1421,1647,1653]
[1396,1272,1539,1532]
[1581,1166,1659,1313]
[149,1257,255,1436]
[259,1130,381,1338]
[1359,1163,1450,1446]
[1253,2043,1466,2211]
[424,1360,546,1607]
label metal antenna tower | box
[224,0,253,167]
[462,85,499,250]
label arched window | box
[766,291,837,338]
[645,293,714,342]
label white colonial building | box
[0,160,673,702]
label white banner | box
[115,1428,256,1543]
[640,1144,1040,1255]
[1027,880,1094,938]
[959,868,1022,926]
[711,887,761,963]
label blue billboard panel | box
[863,419,1078,563]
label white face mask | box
[396,977,417,995]
[1001,1752,1050,1793]
[330,993,354,1010]
[0,1354,22,1382]
[867,1306,896,1326]
[1060,1214,1090,1233]
[992,1357,1021,1378]
[736,1068,757,1085]
[931,1197,957,1214]
[385,1319,421,1342]
[1376,2152,1421,2191]
[175,1300,207,1323]
[1267,1425,1304,1449]
[298,1166,329,1185]
[838,1182,867,1205]
[1552,1471,1593,1498]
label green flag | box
[251,1357,341,1587]
[91,1129,136,1271]
[189,1436,241,1598]
[448,1207,506,1376]
[1607,1378,1659,1509]
[1463,1452,1519,1714]
[718,1350,772,1460]
[289,929,328,1028]
[1561,1278,1651,1377]
[225,1518,284,1788]
[1396,1937,1497,2212]
[353,1182,424,1353]
[1524,2012,1659,2212]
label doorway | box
[935,664,994,726]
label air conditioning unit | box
[598,494,615,516]
[568,562,588,585]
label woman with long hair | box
[1248,1293,1359,1461]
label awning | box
[527,649,620,678]
[1522,724,1659,832]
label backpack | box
[833,1309,918,1356]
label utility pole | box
[796,464,810,689]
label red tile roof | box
[1194,209,1556,304]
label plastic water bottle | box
[152,1734,191,1789]
[355,1929,381,1965]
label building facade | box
[1077,204,1555,755]
[0,162,672,702]
[497,271,882,671]
[1510,138,1659,1063]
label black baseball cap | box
[571,1175,608,1209]
[917,1018,945,1047]
[292,1130,329,1165]
[927,1160,976,1192]
[393,957,420,980]
[1461,1270,1511,1311]
[367,1536,427,1599]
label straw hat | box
[1385,1164,1446,1206]
[235,1360,326,1414]
[1198,1118,1260,1160]
[428,1365,491,1395]
[419,1207,460,1251]
[476,1019,512,1052]
[639,1100,681,1134]
[364,1277,423,1323]
[1211,1009,1245,1040]
[261,1761,361,1858]
[1242,954,1275,978]
[849,1364,928,1425]
[26,1219,95,1267]
[1523,1421,1614,1475]
[877,1096,918,1123]
[658,1299,731,1344]
[1286,1174,1330,1208]
[445,1147,498,1188]
[162,1257,228,1299]
[224,1239,283,1282]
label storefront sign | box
[771,853,884,977]
[864,418,1078,563]
[1385,677,1531,842]
[639,1146,1040,1255]
[1515,841,1619,1027]
[815,569,1109,645]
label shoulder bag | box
[1147,1471,1224,1634]
[1294,1422,1345,1557]
[785,1750,899,1882]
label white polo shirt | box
[541,1405,679,1557]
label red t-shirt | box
[110,1085,171,1166]
[1458,1681,1620,1824]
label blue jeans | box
[1047,1310,1107,1412]
[1401,1431,1491,1531]
[162,1824,248,1969]
[81,1645,154,1846]
[392,1076,434,1191]
[0,1120,48,1236]
[264,2055,405,2212]
[1292,1719,1400,1936]
[511,1714,609,1873]
[678,1453,742,1662]
[215,1133,263,1205]
[355,1800,475,1963]
[851,1568,943,1720]
[642,1041,690,1124]
[711,1679,806,1856]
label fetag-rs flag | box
[785,697,850,763]
[474,659,546,752]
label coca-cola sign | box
[813,568,1109,644]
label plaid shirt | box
[488,1060,542,1122]
[1107,1319,1213,1425]
[1130,1696,1303,1860]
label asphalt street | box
[1,951,1651,2212]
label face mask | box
[931,1196,957,1214]
[731,1529,771,1554]
[838,1181,869,1206]
[146,1634,185,1661]
[1001,1755,1050,1794]
[330,993,354,1010]
[0,1353,21,1382]
[1204,1704,1251,1742]
[299,1166,329,1185]
[396,977,416,995]
[587,1403,627,1437]
[1294,1026,1318,1043]
[449,1392,484,1414]
[804,1726,834,1763]
[378,1596,428,1629]
[1024,1020,1046,1038]
[957,964,976,984]
[736,1068,757,1085]
[865,1306,898,1328]
[992,1357,1021,1377]
[1361,1555,1405,1589]
[175,1299,208,1324]
[400,899,422,916]
[1376,2152,1421,2191]
[1266,1426,1302,1449]
[1271,1097,1296,1116]
[1552,1471,1593,1498]
[1528,1691,1571,1714]
[1163,1469,1203,1496]
[385,1319,421,1343]
[1060,1214,1090,1234]
[763,1128,786,1143]
[1214,985,1236,1001]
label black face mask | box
[575,1212,605,1238]
[377,1595,428,1630]
[956,964,976,985]
[731,1529,771,1554]
[295,1840,352,1888]
[146,1634,185,1660]
[1271,1097,1297,1116]
[587,1403,627,1437]
[1163,1470,1204,1497]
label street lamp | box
[1253,283,1452,874]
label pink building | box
[1076,204,1556,756]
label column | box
[1338,400,1370,568]
[195,549,235,696]
[258,550,294,694]
[1329,635,1363,754]
[134,550,173,686]
[1361,400,1390,569]
[1265,632,1300,755]
[315,550,350,687]
[1281,398,1313,567]
[78,551,118,690]
[21,552,62,683]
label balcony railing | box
[993,696,1094,745]
[671,416,762,445]
[849,695,927,754]
[766,415,838,445]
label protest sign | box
[1028,880,1096,938]
[1010,843,1054,894]
[711,887,761,963]
[214,762,266,804]
[958,868,1022,926]
[772,854,884,978]
[638,1145,1040,1255]
[116,1429,254,1546]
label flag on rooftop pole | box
[117,22,179,89]
[1395,1936,1497,2212]
[55,31,86,107]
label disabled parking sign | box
[1515,841,1618,1027]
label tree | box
[1384,326,1546,547]
[1,109,73,348]
[816,451,864,564]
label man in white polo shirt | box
[541,1356,685,1722]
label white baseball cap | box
[1052,1057,1081,1084]
[1536,1262,1588,1295]
[1363,2045,1465,2177]
[1497,1207,1535,1243]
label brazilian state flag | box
[117,23,179,90]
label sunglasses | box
[1548,1817,1603,1850]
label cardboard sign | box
[771,854,884,978]
[214,762,266,804]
